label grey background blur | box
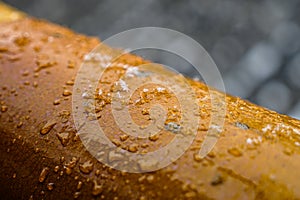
[4,0,300,119]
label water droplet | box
[193,154,203,162]
[164,122,181,133]
[33,81,38,88]
[185,192,196,198]
[40,120,57,135]
[77,181,83,190]
[81,92,92,99]
[146,175,154,183]
[65,157,78,169]
[128,144,138,153]
[1,105,8,112]
[111,139,121,147]
[47,183,54,191]
[14,35,31,47]
[208,151,216,158]
[149,134,159,142]
[63,90,72,96]
[21,70,29,76]
[235,122,249,130]
[74,192,81,199]
[79,160,94,174]
[16,121,23,128]
[138,175,146,183]
[58,110,70,123]
[141,108,149,115]
[39,167,50,183]
[246,138,253,145]
[67,60,75,68]
[156,87,166,93]
[141,143,149,148]
[0,46,8,52]
[227,147,243,157]
[56,132,70,147]
[95,170,101,176]
[118,79,129,92]
[53,99,60,105]
[65,167,72,175]
[66,80,74,86]
[10,88,16,94]
[92,180,103,196]
[139,196,147,200]
[23,81,30,86]
[119,134,129,141]
[283,147,294,156]
[35,54,57,72]
[54,166,59,173]
[211,174,224,186]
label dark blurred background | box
[4,0,300,119]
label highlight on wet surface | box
[72,27,226,173]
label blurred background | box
[4,0,300,119]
